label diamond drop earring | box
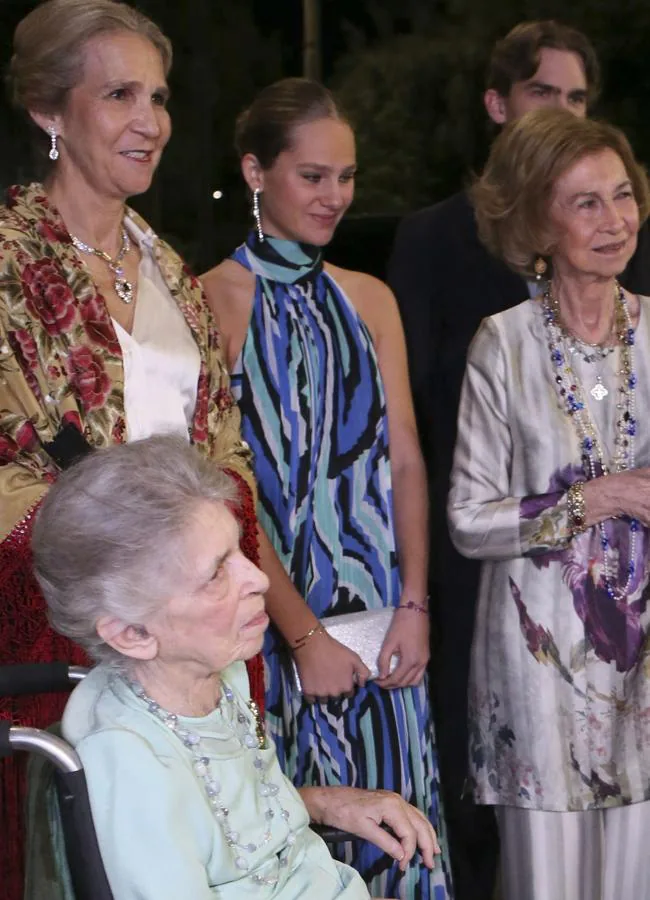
[48,126,59,162]
[253,188,264,242]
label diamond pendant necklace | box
[550,286,618,401]
[71,225,134,304]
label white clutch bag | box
[292,607,398,693]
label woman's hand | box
[584,468,650,526]
[292,632,371,702]
[300,785,440,872]
[375,608,429,690]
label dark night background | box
[1,0,650,274]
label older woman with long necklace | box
[449,107,650,899]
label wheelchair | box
[0,662,354,900]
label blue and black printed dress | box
[230,232,452,899]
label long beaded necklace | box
[124,677,296,885]
[542,280,639,601]
[71,226,134,304]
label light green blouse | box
[61,661,369,899]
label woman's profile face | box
[145,501,270,676]
[548,147,639,282]
[48,29,171,201]
[258,117,356,246]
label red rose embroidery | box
[111,416,126,443]
[79,293,120,354]
[182,263,201,291]
[0,434,19,465]
[192,371,210,442]
[37,220,70,245]
[9,328,39,371]
[66,346,111,412]
[206,323,221,352]
[23,259,78,336]
[7,329,43,400]
[62,410,83,432]
[15,420,40,452]
[214,387,234,413]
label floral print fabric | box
[449,298,650,811]
[0,182,254,542]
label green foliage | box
[333,29,489,213]
[332,0,650,215]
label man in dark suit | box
[387,20,650,900]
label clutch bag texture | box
[292,607,397,692]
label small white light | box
[212,190,223,200]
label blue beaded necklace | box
[542,280,639,601]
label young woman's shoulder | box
[201,259,254,309]
[325,262,392,301]
[324,263,398,334]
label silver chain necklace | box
[70,226,134,304]
[123,676,296,885]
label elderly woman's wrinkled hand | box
[584,467,650,527]
[301,786,440,871]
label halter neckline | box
[243,231,322,284]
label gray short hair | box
[32,436,237,665]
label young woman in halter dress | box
[201,78,452,900]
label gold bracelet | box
[290,623,325,651]
[567,481,587,535]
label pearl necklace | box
[542,281,639,601]
[71,226,134,304]
[124,677,296,885]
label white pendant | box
[590,381,608,401]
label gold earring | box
[534,257,547,281]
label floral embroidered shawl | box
[0,182,256,528]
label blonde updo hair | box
[471,108,650,278]
[9,0,172,115]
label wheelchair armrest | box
[0,663,89,697]
[0,721,10,759]
[0,725,82,770]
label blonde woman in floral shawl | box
[0,2,258,896]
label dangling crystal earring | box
[253,188,264,242]
[534,256,547,281]
[48,126,59,162]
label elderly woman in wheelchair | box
[29,435,438,900]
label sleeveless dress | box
[230,233,452,900]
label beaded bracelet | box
[290,622,326,651]
[397,599,429,615]
[567,481,587,536]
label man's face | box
[485,47,589,125]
